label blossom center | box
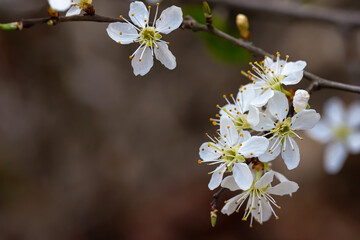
[267,75,285,91]
[139,27,162,47]
[333,125,351,142]
[234,114,251,132]
[271,118,294,139]
[222,146,245,170]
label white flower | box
[221,170,299,226]
[307,97,360,174]
[248,53,307,107]
[199,116,269,190]
[256,91,320,169]
[293,89,310,113]
[48,0,72,11]
[210,84,260,131]
[66,0,92,16]
[106,1,183,76]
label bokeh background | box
[0,0,360,239]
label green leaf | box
[183,5,251,65]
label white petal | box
[291,109,321,130]
[247,105,259,126]
[221,192,247,216]
[258,198,273,223]
[48,0,71,11]
[281,138,300,170]
[306,121,332,143]
[65,5,82,16]
[324,142,347,174]
[258,138,281,162]
[131,46,154,76]
[281,71,304,85]
[268,91,289,121]
[254,171,274,188]
[208,164,226,190]
[156,6,183,34]
[237,84,256,113]
[239,136,269,158]
[233,163,253,190]
[252,112,276,132]
[347,101,360,128]
[324,97,345,125]
[154,42,176,70]
[129,1,149,28]
[221,175,240,191]
[238,130,251,143]
[199,142,222,161]
[281,60,307,75]
[267,181,299,196]
[106,22,139,44]
[347,133,360,154]
[264,57,273,68]
[220,116,239,146]
[274,171,289,183]
[251,89,274,107]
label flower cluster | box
[199,53,320,226]
[307,97,360,174]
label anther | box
[197,159,202,164]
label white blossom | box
[247,53,306,107]
[221,170,299,226]
[210,84,260,131]
[293,89,310,113]
[307,97,360,174]
[66,0,92,16]
[199,116,269,190]
[106,1,183,76]
[256,91,320,169]
[48,0,72,11]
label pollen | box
[250,152,253,156]
[219,171,222,174]
[197,159,202,164]
[119,32,122,35]
[131,13,134,16]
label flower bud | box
[293,89,310,113]
[236,14,250,39]
[210,209,218,227]
[0,22,23,31]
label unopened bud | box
[202,1,212,18]
[0,22,23,31]
[210,209,218,227]
[293,89,310,113]
[236,14,250,39]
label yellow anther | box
[148,5,151,8]
[250,152,253,155]
[209,118,213,121]
[119,15,123,18]
[129,55,132,59]
[285,108,288,111]
[227,126,230,129]
[120,32,123,35]
[292,148,295,151]
[131,13,134,16]
[235,209,239,213]
[224,200,228,203]
[216,114,220,117]
[219,171,222,174]
[168,26,171,29]
[240,134,244,137]
[275,216,280,220]
[223,94,226,98]
[144,19,147,22]
[216,104,220,108]
[223,135,227,137]
[139,59,142,62]
[286,55,289,59]
[197,159,202,165]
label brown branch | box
[181,16,360,94]
[209,0,360,29]
[20,14,122,29]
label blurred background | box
[0,0,359,239]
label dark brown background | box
[0,0,359,239]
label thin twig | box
[20,14,122,28]
[181,16,360,94]
[210,187,226,210]
[210,0,360,29]
[3,13,360,94]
